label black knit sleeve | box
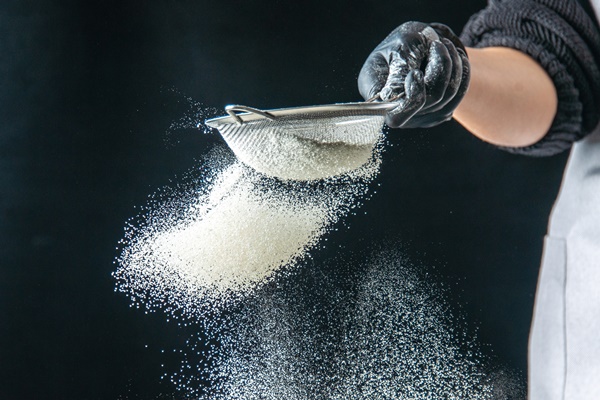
[460,0,600,156]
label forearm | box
[453,47,558,148]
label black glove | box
[358,22,470,128]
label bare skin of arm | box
[453,47,558,147]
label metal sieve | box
[204,101,398,181]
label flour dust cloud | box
[167,247,525,399]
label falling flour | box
[166,247,525,399]
[114,140,383,315]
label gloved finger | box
[358,51,389,101]
[430,22,466,52]
[432,47,470,116]
[380,51,410,101]
[403,49,470,128]
[380,29,433,101]
[439,38,463,103]
[379,33,428,101]
[420,38,463,114]
[393,21,437,51]
[422,40,452,108]
[396,31,429,71]
[385,69,426,128]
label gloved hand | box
[358,22,470,128]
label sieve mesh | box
[205,103,394,181]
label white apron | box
[528,125,600,398]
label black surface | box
[1,1,568,399]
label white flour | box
[232,136,379,181]
[126,163,328,291]
[215,114,386,181]
[114,141,383,314]
[114,117,523,398]
[168,247,525,399]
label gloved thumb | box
[385,69,426,128]
[380,51,409,101]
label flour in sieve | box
[216,114,386,181]
[232,135,380,181]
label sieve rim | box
[204,102,398,128]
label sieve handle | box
[366,91,405,103]
[225,105,277,125]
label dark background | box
[0,0,569,399]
